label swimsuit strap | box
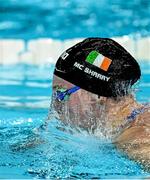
[127,103,149,123]
[117,103,149,135]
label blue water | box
[0,62,149,179]
[0,0,150,39]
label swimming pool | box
[0,0,150,39]
[0,0,150,178]
[0,62,149,179]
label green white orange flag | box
[86,50,112,71]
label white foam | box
[0,36,149,64]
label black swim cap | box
[54,38,141,97]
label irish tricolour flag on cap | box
[86,50,112,71]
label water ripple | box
[0,0,149,39]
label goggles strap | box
[56,86,80,101]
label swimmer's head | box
[54,38,141,98]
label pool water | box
[0,62,149,179]
[0,0,150,39]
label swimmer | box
[49,38,150,171]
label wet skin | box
[51,75,150,171]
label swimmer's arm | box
[115,107,150,171]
